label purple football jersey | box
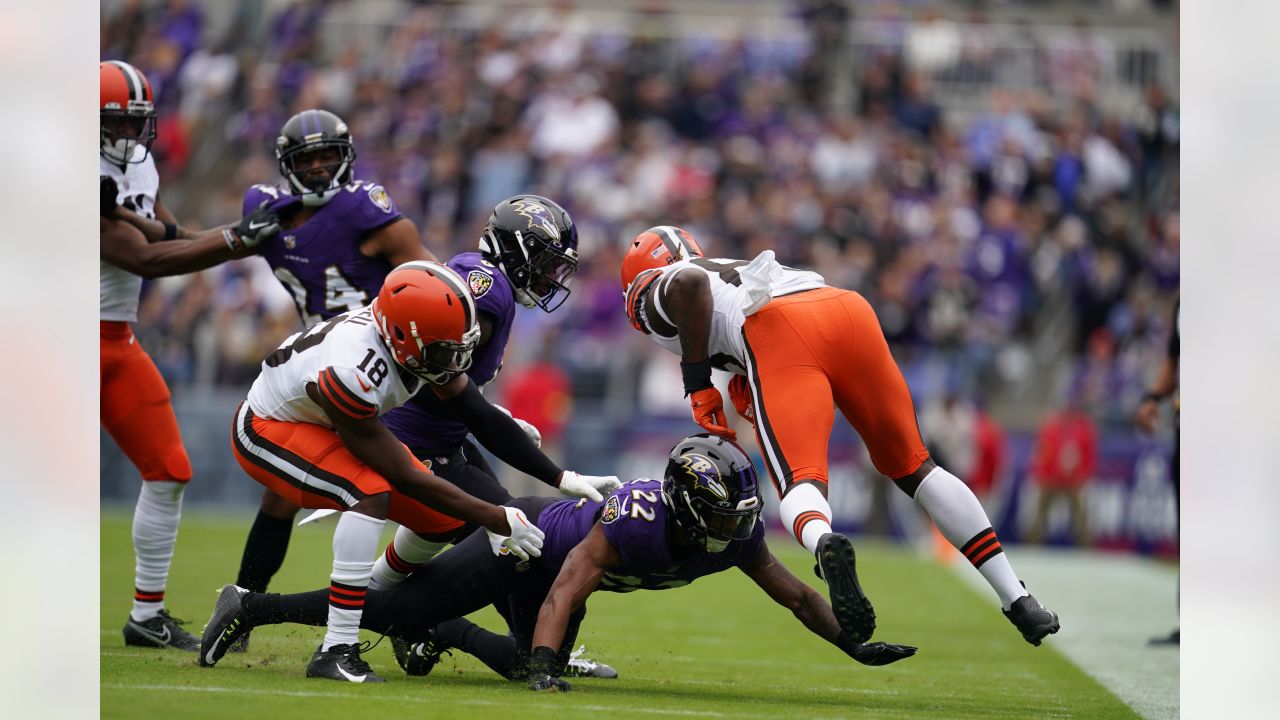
[381,252,517,452]
[537,478,765,592]
[245,180,402,327]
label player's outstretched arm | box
[740,541,917,667]
[528,522,617,691]
[100,215,249,278]
[307,381,511,535]
[433,375,620,501]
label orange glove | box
[727,374,756,428]
[689,386,737,440]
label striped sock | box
[322,511,383,650]
[778,483,833,555]
[131,480,185,621]
[915,467,1027,608]
[369,525,449,591]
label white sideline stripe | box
[101,684,761,717]
[948,544,1179,720]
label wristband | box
[528,645,559,677]
[222,228,243,252]
[162,222,178,241]
[681,358,714,396]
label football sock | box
[322,511,383,650]
[235,510,294,592]
[778,482,834,555]
[369,525,450,591]
[913,466,1027,608]
[435,618,521,680]
[131,480,185,621]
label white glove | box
[485,506,544,561]
[558,471,623,503]
[493,404,542,448]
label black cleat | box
[392,631,452,677]
[815,533,876,643]
[306,642,385,683]
[123,609,200,652]
[199,584,253,667]
[227,632,250,653]
[1003,592,1060,646]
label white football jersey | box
[100,146,160,322]
[646,250,826,375]
[246,306,420,426]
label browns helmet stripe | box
[107,60,151,103]
[653,225,700,259]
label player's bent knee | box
[351,491,391,517]
[260,489,301,518]
[890,457,937,497]
[780,477,828,499]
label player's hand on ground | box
[224,200,281,251]
[689,386,736,440]
[486,506,544,561]
[101,175,119,217]
[558,470,622,503]
[529,674,572,692]
[727,375,756,428]
[844,640,918,666]
[493,404,542,447]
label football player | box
[223,261,551,682]
[100,59,282,652]
[619,227,1060,647]
[197,434,917,688]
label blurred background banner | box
[100,0,1179,556]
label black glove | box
[837,631,917,667]
[527,645,572,692]
[223,200,280,251]
[101,176,119,217]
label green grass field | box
[101,509,1139,719]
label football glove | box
[485,506,544,561]
[837,631,917,666]
[727,374,756,428]
[101,176,119,217]
[529,674,572,692]
[528,646,572,691]
[689,386,736,440]
[492,404,542,448]
[223,200,281,251]
[558,470,622,503]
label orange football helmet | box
[371,262,481,384]
[100,60,156,165]
[620,225,705,291]
[624,267,664,334]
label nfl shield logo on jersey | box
[600,495,621,524]
[468,270,494,299]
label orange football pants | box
[100,321,192,482]
[230,402,465,537]
[742,287,930,493]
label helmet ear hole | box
[394,327,405,341]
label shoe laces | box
[567,645,597,670]
[343,641,376,675]
[416,633,452,662]
[154,609,188,627]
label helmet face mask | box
[371,262,481,385]
[479,196,580,312]
[276,109,356,207]
[100,61,157,165]
[661,434,762,553]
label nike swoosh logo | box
[357,376,371,392]
[131,622,170,646]
[203,636,222,664]
[337,664,368,683]
[248,220,270,231]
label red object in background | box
[152,115,190,176]
[969,409,1005,496]
[503,362,572,444]
[1031,408,1098,489]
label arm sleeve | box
[316,366,380,420]
[443,379,562,485]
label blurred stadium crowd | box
[100,0,1178,449]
